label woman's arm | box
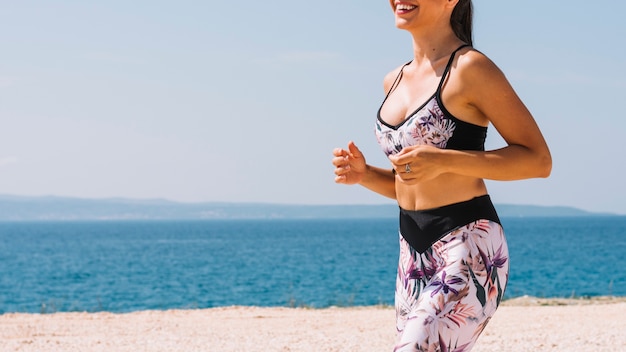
[332,141,397,199]
[390,51,552,182]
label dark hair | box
[450,0,473,46]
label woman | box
[331,0,551,351]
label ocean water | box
[0,217,624,313]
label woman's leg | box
[394,220,509,352]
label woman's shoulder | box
[455,47,504,80]
[451,47,521,111]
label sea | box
[0,216,625,314]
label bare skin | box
[332,0,551,211]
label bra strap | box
[384,61,412,98]
[436,44,471,92]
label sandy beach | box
[1,297,625,352]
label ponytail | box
[451,0,473,46]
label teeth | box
[396,4,416,11]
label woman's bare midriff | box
[395,174,488,211]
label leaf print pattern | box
[430,271,464,297]
[376,98,457,156]
[394,221,509,352]
[413,106,456,148]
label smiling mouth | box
[395,3,417,14]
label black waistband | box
[399,195,501,254]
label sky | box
[1,1,625,214]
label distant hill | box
[0,195,616,221]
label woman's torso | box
[376,45,489,211]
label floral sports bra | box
[375,45,488,157]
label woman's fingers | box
[332,143,366,185]
[347,141,362,158]
[332,147,349,157]
[332,149,351,177]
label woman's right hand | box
[332,141,367,185]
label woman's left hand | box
[388,145,446,184]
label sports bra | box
[375,45,487,156]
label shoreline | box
[500,294,626,306]
[1,297,625,351]
[3,295,626,316]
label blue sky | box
[1,1,625,214]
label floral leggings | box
[394,220,509,352]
